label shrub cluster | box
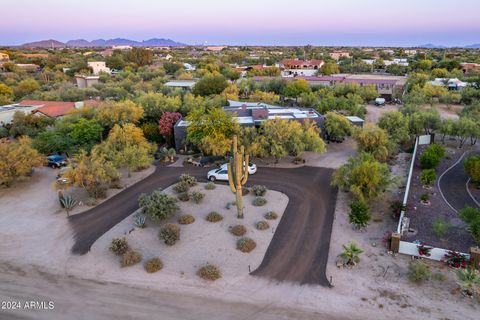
[206,211,223,222]
[408,260,431,283]
[251,185,267,197]
[459,206,480,242]
[348,201,371,228]
[138,190,179,222]
[177,191,190,202]
[420,144,445,169]
[253,197,267,206]
[110,238,129,255]
[191,191,205,204]
[178,214,195,225]
[230,224,247,236]
[159,223,181,245]
[179,174,197,187]
[121,250,142,267]
[144,257,163,273]
[264,211,278,220]
[420,169,437,186]
[255,220,270,230]
[197,264,221,281]
[174,181,190,194]
[204,182,216,190]
[236,237,257,253]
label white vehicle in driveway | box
[207,162,257,182]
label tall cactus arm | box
[241,154,250,185]
[228,163,237,193]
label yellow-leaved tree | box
[0,137,45,187]
[95,124,156,176]
[95,100,144,129]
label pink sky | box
[1,0,479,46]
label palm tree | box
[456,268,480,296]
[339,241,364,267]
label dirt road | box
[69,166,337,286]
[0,263,337,320]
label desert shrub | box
[121,250,142,267]
[420,144,445,169]
[255,220,270,230]
[236,237,257,253]
[138,190,179,222]
[133,213,146,228]
[348,201,371,228]
[459,206,480,242]
[110,238,129,255]
[159,223,181,245]
[191,191,205,204]
[177,191,190,202]
[408,260,431,283]
[420,169,437,186]
[389,200,406,218]
[432,218,450,237]
[230,224,247,236]
[179,173,197,187]
[144,257,163,273]
[206,211,223,222]
[204,182,216,190]
[197,264,221,281]
[178,214,195,224]
[253,197,267,206]
[242,187,250,195]
[264,211,278,220]
[420,193,430,202]
[464,155,480,185]
[173,181,190,193]
[251,185,267,197]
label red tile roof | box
[281,59,324,67]
[20,100,76,117]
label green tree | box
[64,150,119,199]
[464,156,480,185]
[192,73,228,97]
[378,111,411,145]
[0,137,45,187]
[33,131,73,155]
[438,119,457,144]
[95,100,144,129]
[324,112,352,141]
[186,107,239,155]
[353,124,391,162]
[14,78,40,98]
[68,118,103,152]
[333,152,392,203]
[9,111,54,137]
[319,62,340,75]
[95,124,156,176]
[284,79,310,101]
[124,48,153,66]
[420,169,437,186]
[420,144,445,169]
[136,92,181,122]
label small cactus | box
[60,195,77,216]
[133,213,146,228]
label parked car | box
[219,162,257,175]
[47,155,67,168]
[374,97,386,106]
[56,167,71,185]
[207,162,257,182]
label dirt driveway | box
[69,165,338,287]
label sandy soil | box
[68,183,288,281]
[420,103,463,120]
[0,162,479,319]
[365,104,400,124]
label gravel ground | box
[402,141,477,252]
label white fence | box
[396,135,470,261]
[399,241,470,261]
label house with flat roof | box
[75,75,100,88]
[173,100,324,151]
[164,80,197,90]
[88,61,111,75]
[461,63,480,75]
[329,51,350,61]
[0,53,9,61]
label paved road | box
[0,263,340,320]
[438,151,479,212]
[69,165,337,286]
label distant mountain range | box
[416,43,480,49]
[20,38,186,48]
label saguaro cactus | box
[228,136,249,219]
